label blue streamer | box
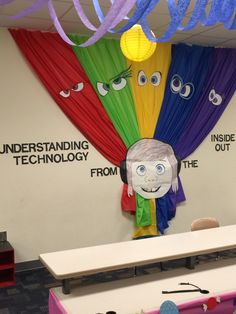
[92,0,115,32]
[178,0,208,31]
[141,0,191,42]
[117,0,152,33]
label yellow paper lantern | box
[120,24,157,62]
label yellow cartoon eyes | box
[209,89,222,105]
[138,70,162,86]
[138,71,147,85]
[150,71,161,86]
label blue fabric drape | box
[154,44,214,147]
[154,44,214,234]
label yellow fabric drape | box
[127,43,172,238]
[133,198,158,238]
[128,42,171,138]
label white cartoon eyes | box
[156,164,165,174]
[97,82,110,96]
[170,75,182,93]
[59,89,70,98]
[71,82,84,92]
[112,77,127,90]
[97,78,127,96]
[136,164,165,176]
[138,71,147,85]
[136,165,146,176]
[150,71,161,86]
[170,74,194,99]
[209,89,222,105]
[138,70,162,86]
[59,82,84,98]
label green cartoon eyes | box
[112,77,127,90]
[97,78,127,96]
[97,82,110,96]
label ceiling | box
[0,0,236,48]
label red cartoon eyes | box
[59,82,84,98]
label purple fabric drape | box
[175,48,236,159]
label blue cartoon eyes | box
[171,76,182,92]
[138,71,162,86]
[136,164,165,176]
[136,165,146,176]
[156,164,165,174]
[170,74,194,99]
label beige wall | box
[0,28,235,262]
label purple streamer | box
[0,0,15,4]
[48,0,76,46]
[10,0,49,19]
[79,0,131,47]
[73,0,97,31]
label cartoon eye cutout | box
[179,83,194,99]
[136,165,146,176]
[209,89,216,101]
[170,74,182,93]
[111,77,127,91]
[71,82,84,92]
[97,82,110,96]
[156,164,165,175]
[208,89,223,105]
[212,94,223,106]
[138,70,147,86]
[150,71,162,86]
[59,89,70,98]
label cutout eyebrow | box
[110,65,132,81]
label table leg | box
[185,256,196,269]
[62,279,71,294]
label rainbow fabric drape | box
[10,29,236,238]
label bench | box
[39,224,236,294]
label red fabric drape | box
[10,29,126,166]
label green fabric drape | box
[70,35,140,147]
[71,35,152,228]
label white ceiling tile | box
[219,39,236,48]
[0,16,52,30]
[0,0,73,19]
[195,24,236,39]
[183,34,228,47]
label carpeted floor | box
[0,249,236,314]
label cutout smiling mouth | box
[141,186,161,193]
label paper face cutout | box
[131,158,172,199]
[125,139,179,199]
